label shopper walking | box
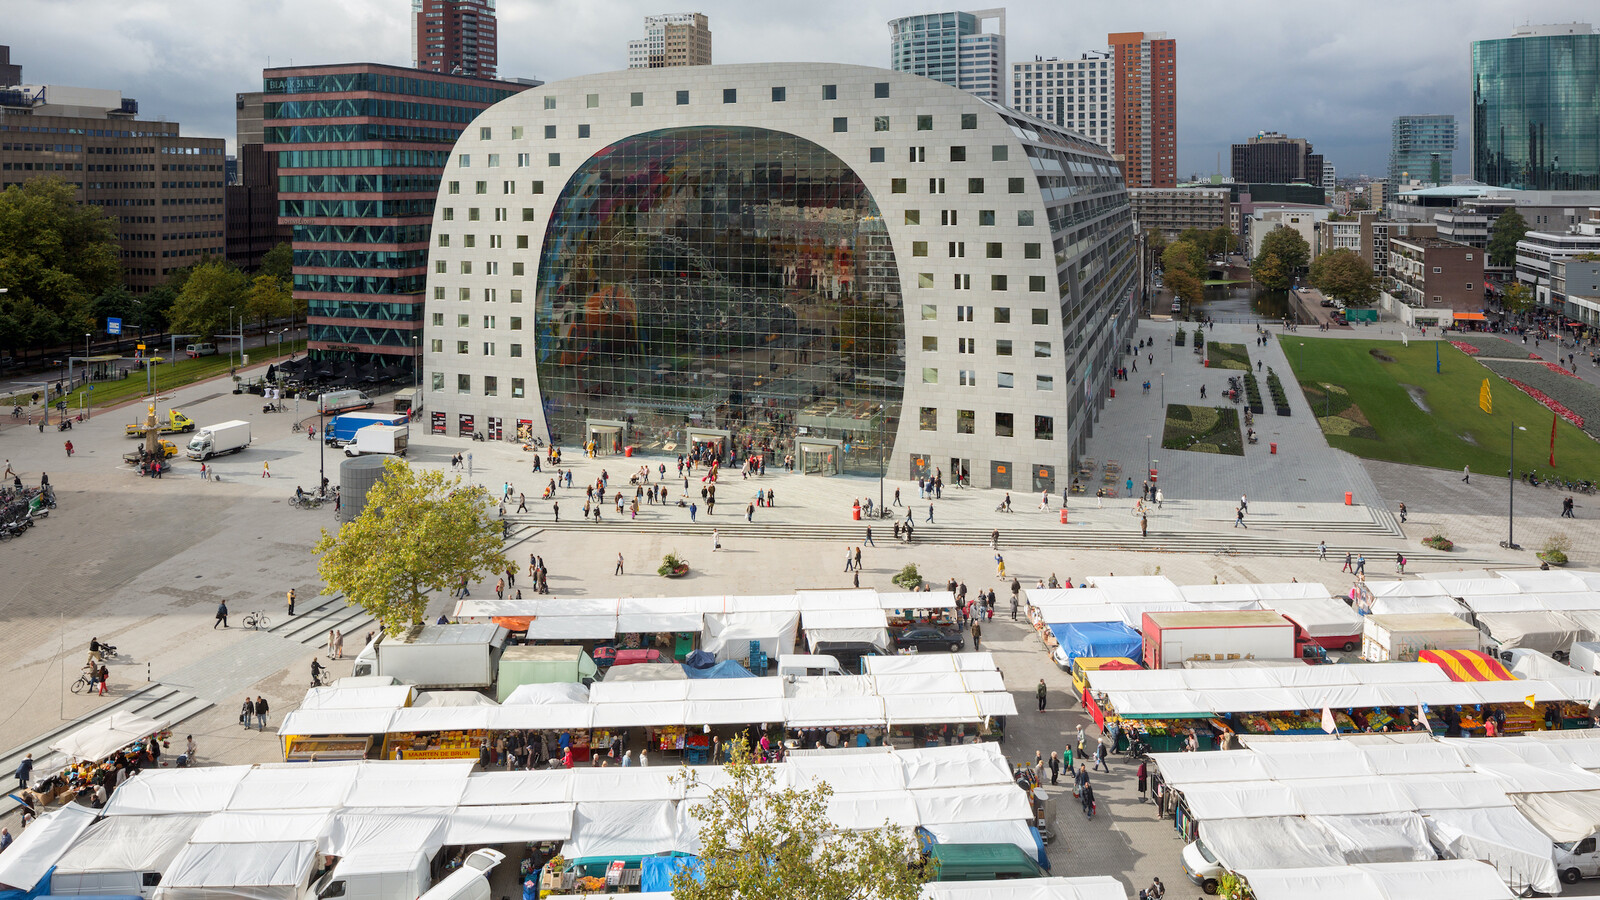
[971,620,982,651]
[844,545,855,572]
[1137,760,1149,802]
[215,601,229,629]
[614,553,624,575]
[286,588,296,616]
[1318,540,1327,560]
[254,696,269,731]
[1049,751,1061,785]
[1036,679,1047,711]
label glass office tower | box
[1472,24,1600,191]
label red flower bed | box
[1448,341,1480,355]
[1542,363,1580,378]
[1529,353,1543,360]
[1507,378,1585,427]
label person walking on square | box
[1137,760,1149,802]
[1462,465,1470,483]
[926,503,934,523]
[1036,679,1047,711]
[254,696,269,731]
[286,588,296,616]
[1049,750,1061,785]
[614,553,624,575]
[1355,554,1366,576]
[893,487,901,506]
[215,601,228,629]
[1093,739,1109,772]
[864,526,875,547]
[1239,494,1248,513]
[495,577,505,599]
[15,754,32,790]
[844,544,854,571]
[1141,514,1148,538]
[1155,487,1163,509]
[334,630,344,659]
[970,620,982,651]
[1234,507,1246,528]
[1342,552,1353,573]
[854,546,862,570]
[991,529,1000,550]
[1319,540,1327,560]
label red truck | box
[1142,610,1322,669]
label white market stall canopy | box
[48,710,170,762]
[1236,859,1512,900]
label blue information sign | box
[107,317,122,336]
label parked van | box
[1570,642,1600,675]
[184,343,217,358]
[1556,835,1600,884]
[392,387,419,413]
[311,848,430,900]
[319,389,374,415]
[416,849,504,900]
[924,843,1044,882]
[809,641,880,675]
[778,654,846,678]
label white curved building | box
[422,63,1136,490]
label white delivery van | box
[185,420,251,460]
[1570,642,1600,675]
[778,654,846,678]
[1556,835,1600,885]
[318,389,374,415]
[416,849,504,900]
[344,424,408,457]
[311,849,430,900]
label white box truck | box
[1141,610,1316,669]
[344,423,409,457]
[309,849,431,900]
[351,623,509,689]
[185,419,251,460]
[1362,612,1482,662]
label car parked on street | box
[892,626,965,653]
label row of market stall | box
[1154,730,1600,895]
[0,744,1058,900]
[1358,569,1600,661]
[280,653,1017,763]
[453,589,958,658]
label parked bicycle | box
[242,610,271,631]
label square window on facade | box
[994,307,1010,323]
[432,312,445,325]
[771,86,786,101]
[486,153,499,167]
[957,409,974,434]
[485,376,498,396]
[979,210,996,226]
[458,287,470,300]
[874,116,890,132]
[474,181,487,194]
[545,125,556,139]
[917,272,934,288]
[511,126,523,140]
[482,342,495,356]
[724,88,737,103]
[467,208,480,220]
[1008,177,1025,193]
[1029,275,1047,292]
[833,117,848,133]
[578,124,590,138]
[920,303,936,319]
[919,407,937,431]
[875,82,890,99]
[510,289,523,303]
[532,181,544,194]
[1036,374,1054,391]
[517,235,529,249]
[456,340,469,354]
[548,153,560,166]
[510,317,523,330]
[457,373,470,393]
[959,369,976,385]
[905,210,920,225]
[1018,210,1034,226]
[968,177,983,193]
[586,93,599,108]
[430,339,443,353]
[922,367,939,384]
[1034,341,1052,358]
[823,84,837,100]
[433,289,445,302]
[432,372,445,392]
[522,208,536,221]
[463,234,476,248]
[986,242,1003,259]
[1032,308,1048,325]
[438,235,450,248]
[950,146,966,162]
[509,344,522,358]
[992,145,1008,161]
[917,115,933,131]
[458,154,470,167]
[442,208,454,221]
[891,178,907,193]
[995,412,1014,437]
[912,241,927,257]
[460,261,472,274]
[991,274,1007,291]
[543,96,556,110]
[512,262,525,275]
[922,336,938,351]
[961,113,977,129]
[448,181,459,194]
[631,92,644,107]
[512,377,525,398]
[870,147,884,162]
[996,339,1013,356]
[997,372,1014,389]
[1024,242,1041,259]
[676,90,690,105]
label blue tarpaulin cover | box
[640,856,704,892]
[1048,622,1142,666]
[684,649,716,669]
[683,660,754,680]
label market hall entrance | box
[799,438,842,475]
[686,427,730,464]
[585,419,627,455]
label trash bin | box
[1270,442,1277,455]
[1059,509,1068,524]
[624,446,634,457]
[852,506,861,521]
[1204,358,1210,367]
[1109,387,1115,399]
[1344,491,1353,506]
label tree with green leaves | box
[672,738,930,900]
[167,260,247,341]
[243,274,294,332]
[260,241,293,281]
[1177,227,1209,255]
[1206,225,1235,258]
[1257,226,1310,274]
[1252,252,1289,291]
[1502,282,1534,314]
[1145,228,1168,261]
[1166,269,1205,304]
[314,457,509,635]
[1488,208,1528,268]
[1308,248,1377,306]
[0,179,120,356]
[1161,240,1204,279]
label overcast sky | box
[8,0,1595,177]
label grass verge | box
[1161,404,1244,456]
[1208,342,1251,370]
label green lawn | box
[1161,404,1244,456]
[1284,337,1600,474]
[2,340,307,412]
[1208,342,1251,370]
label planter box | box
[1275,405,1292,417]
[1249,403,1265,415]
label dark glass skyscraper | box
[1472,23,1600,190]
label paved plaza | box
[0,321,1595,895]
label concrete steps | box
[268,594,377,646]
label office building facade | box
[1387,237,1484,314]
[263,63,528,368]
[889,9,1007,103]
[225,91,293,272]
[1389,115,1457,197]
[1108,31,1176,188]
[0,67,224,292]
[627,13,712,69]
[422,64,1137,484]
[1011,54,1113,149]
[1472,23,1600,191]
[412,0,498,79]
[1231,132,1323,186]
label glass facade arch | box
[1472,31,1600,190]
[533,126,904,474]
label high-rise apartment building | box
[0,45,20,87]
[263,63,528,371]
[627,13,712,69]
[1389,114,1456,198]
[1011,54,1113,150]
[412,0,498,79]
[0,50,224,292]
[1108,31,1176,188]
[1472,23,1599,191]
[225,91,293,272]
[889,9,1006,103]
[1231,131,1323,185]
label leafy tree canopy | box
[1489,209,1529,268]
[260,241,293,281]
[1502,282,1534,314]
[0,180,121,353]
[1162,240,1204,279]
[1308,248,1378,306]
[167,260,247,341]
[1252,251,1290,291]
[1256,226,1311,274]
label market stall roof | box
[1474,610,1591,655]
[343,760,472,808]
[52,813,204,876]
[560,800,686,859]
[441,802,575,844]
[1197,816,1348,869]
[1424,805,1561,895]
[298,684,416,710]
[461,770,574,805]
[1493,569,1593,593]
[1509,789,1600,842]
[526,614,621,640]
[782,695,886,727]
[49,709,169,762]
[862,652,997,675]
[1236,860,1513,900]
[616,596,709,632]
[1369,594,1471,619]
[278,707,398,738]
[570,768,686,802]
[226,763,361,810]
[878,590,958,610]
[1260,596,1364,639]
[801,607,890,630]
[0,803,98,891]
[899,743,1017,789]
[411,690,499,707]
[921,877,1129,900]
[1418,649,1515,682]
[1432,576,1522,597]
[102,765,254,816]
[795,588,882,610]
[189,810,334,845]
[1085,575,1186,604]
[883,693,981,725]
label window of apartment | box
[631,92,644,107]
[548,153,560,166]
[578,124,590,138]
[482,315,495,329]
[522,207,537,221]
[512,262,525,275]
[531,181,544,194]
[1035,415,1054,441]
[1466,253,1474,260]
[509,344,522,358]
[870,148,885,162]
[958,337,976,354]
[941,210,958,226]
[950,146,966,162]
[891,178,907,193]
[948,241,965,257]
[922,367,938,384]
[1034,341,1052,358]
[545,125,556,139]
[484,287,498,301]
[917,115,933,131]
[512,377,525,398]
[457,373,471,393]
[486,153,499,167]
[996,339,1013,356]
[922,336,938,352]
[959,370,977,386]
[724,88,737,104]
[1009,177,1025,193]
[919,407,937,431]
[512,126,524,140]
[458,154,470,167]
[510,289,523,303]
[474,181,487,194]
[434,286,445,300]
[1466,283,1474,291]
[585,93,599,108]
[957,410,975,434]
[467,207,481,221]
[1024,242,1041,259]
[442,208,454,221]
[484,375,498,396]
[997,372,1014,389]
[968,177,984,193]
[986,242,1003,259]
[501,180,514,194]
[823,84,838,100]
[992,145,1008,161]
[913,241,928,257]
[993,307,1010,323]
[979,210,996,226]
[771,86,786,102]
[920,304,936,319]
[956,305,974,322]
[874,116,890,132]
[1432,266,1442,274]
[430,339,443,353]
[1032,308,1049,325]
[458,287,469,300]
[432,312,445,326]
[875,82,890,99]
[432,372,445,392]
[930,177,946,194]
[482,342,496,356]
[909,147,926,162]
[905,210,920,225]
[917,272,934,289]
[458,314,471,327]
[459,261,471,274]
[1018,210,1034,226]
[486,262,499,275]
[991,274,1007,291]
[676,90,690,105]
[1036,374,1054,391]
[953,274,972,290]
[456,340,469,354]
[448,181,459,194]
[961,113,977,129]
[995,412,1014,437]
[833,117,848,133]
[543,96,556,110]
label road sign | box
[107,317,122,336]
[137,344,146,351]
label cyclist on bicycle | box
[311,658,327,686]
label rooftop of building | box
[1391,236,1476,251]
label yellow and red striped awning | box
[1418,648,1515,682]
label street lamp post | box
[878,403,886,514]
[1145,435,1151,481]
[1507,423,1527,550]
[228,307,235,370]
[1159,373,1165,408]
[84,333,91,417]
